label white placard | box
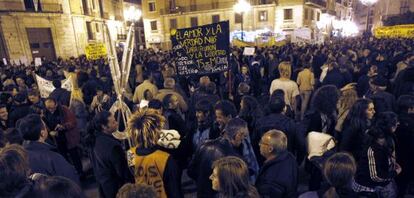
[2,58,7,65]
[243,47,255,56]
[34,57,42,67]
[35,74,72,98]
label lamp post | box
[233,0,251,41]
[360,0,378,33]
[124,6,142,47]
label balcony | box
[0,2,63,13]
[160,1,276,15]
[305,0,327,9]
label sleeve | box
[111,145,135,183]
[296,72,302,86]
[53,155,80,185]
[163,156,184,198]
[178,94,188,112]
[339,125,355,152]
[367,147,397,183]
[269,80,275,95]
[63,108,77,131]
[187,146,201,180]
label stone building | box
[141,0,328,49]
[0,0,125,65]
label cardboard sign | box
[85,42,107,60]
[171,21,230,76]
[243,47,255,56]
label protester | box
[210,156,260,198]
[255,130,298,198]
[116,183,158,198]
[86,111,134,198]
[19,114,79,184]
[127,108,182,198]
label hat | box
[371,75,388,87]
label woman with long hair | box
[299,152,358,198]
[239,95,264,135]
[210,156,259,198]
[339,98,375,161]
[335,84,359,132]
[354,112,400,198]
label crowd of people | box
[0,36,413,198]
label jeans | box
[300,90,312,120]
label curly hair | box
[127,108,165,149]
[311,85,340,115]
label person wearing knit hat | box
[366,75,396,111]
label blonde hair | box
[127,109,165,149]
[338,88,358,111]
[278,61,292,79]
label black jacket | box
[395,113,414,180]
[256,151,298,198]
[322,68,346,89]
[9,104,33,127]
[355,143,397,188]
[187,138,238,198]
[92,132,134,198]
[254,113,305,165]
[23,141,79,184]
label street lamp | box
[233,0,251,41]
[124,6,142,22]
[360,0,378,33]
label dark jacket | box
[23,141,79,184]
[256,151,298,198]
[49,88,71,107]
[395,113,414,183]
[9,104,33,127]
[339,121,369,162]
[355,143,397,188]
[187,138,238,198]
[322,68,346,89]
[254,113,305,165]
[92,132,134,198]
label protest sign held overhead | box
[85,42,107,60]
[171,21,230,76]
[35,74,72,98]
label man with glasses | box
[255,130,298,198]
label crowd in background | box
[0,36,414,198]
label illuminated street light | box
[360,0,378,32]
[233,0,251,41]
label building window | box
[150,21,157,31]
[304,8,309,20]
[169,0,176,10]
[284,9,293,20]
[212,15,220,23]
[190,0,197,11]
[190,17,198,27]
[95,23,100,32]
[212,0,219,9]
[148,2,156,12]
[235,13,242,23]
[86,22,94,40]
[170,18,177,30]
[259,11,268,22]
[400,0,409,14]
[317,12,320,21]
[310,9,314,20]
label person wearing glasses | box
[255,130,298,198]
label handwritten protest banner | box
[85,42,107,60]
[35,75,72,98]
[170,21,230,76]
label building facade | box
[354,0,414,32]
[142,0,328,49]
[0,0,126,65]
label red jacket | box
[61,106,80,149]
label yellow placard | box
[374,24,414,39]
[85,43,107,60]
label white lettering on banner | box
[35,75,72,98]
